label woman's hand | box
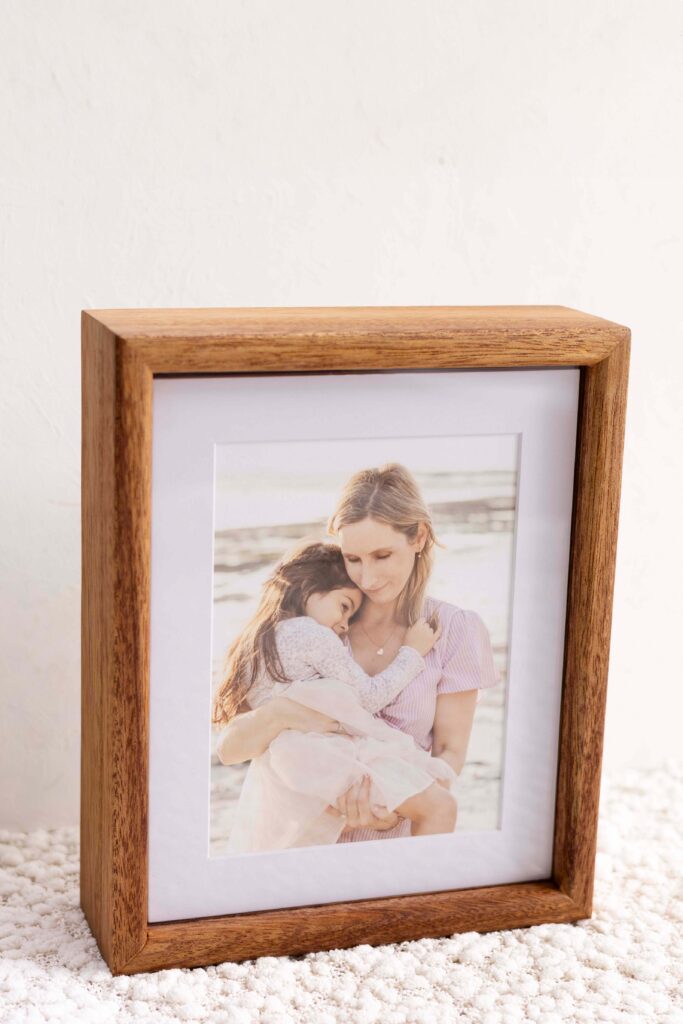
[404,615,442,657]
[271,696,344,735]
[331,776,401,831]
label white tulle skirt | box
[226,677,457,853]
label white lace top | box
[245,615,426,716]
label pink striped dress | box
[337,595,502,843]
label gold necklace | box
[358,619,398,656]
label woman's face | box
[337,517,426,606]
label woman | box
[216,462,501,841]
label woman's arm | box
[332,691,478,827]
[431,689,478,776]
[216,701,282,765]
[216,696,342,765]
[332,693,476,826]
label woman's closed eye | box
[345,553,391,562]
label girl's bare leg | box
[394,782,457,836]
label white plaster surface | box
[0,0,681,828]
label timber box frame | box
[80,305,630,975]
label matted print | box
[148,368,579,922]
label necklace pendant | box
[377,647,384,655]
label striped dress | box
[337,595,501,843]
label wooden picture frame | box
[80,305,630,976]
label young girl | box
[212,540,458,853]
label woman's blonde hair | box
[327,462,444,627]
[212,539,359,726]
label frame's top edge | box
[82,305,630,342]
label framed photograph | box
[80,305,630,975]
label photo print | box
[210,434,516,857]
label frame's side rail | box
[81,315,153,973]
[80,314,117,964]
[110,341,154,972]
[553,334,631,910]
[120,882,584,975]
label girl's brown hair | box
[212,539,359,726]
[327,462,444,628]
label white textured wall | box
[1,1,681,829]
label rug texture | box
[1,762,681,1023]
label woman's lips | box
[365,583,387,595]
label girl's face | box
[304,586,363,636]
[337,517,426,606]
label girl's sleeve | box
[437,610,501,697]
[296,618,426,714]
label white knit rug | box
[1,763,681,1023]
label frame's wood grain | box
[80,305,630,975]
[84,305,625,373]
[126,882,579,975]
[552,337,630,911]
[81,316,116,965]
[81,329,153,970]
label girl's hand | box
[334,776,400,831]
[270,695,343,735]
[404,615,442,657]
